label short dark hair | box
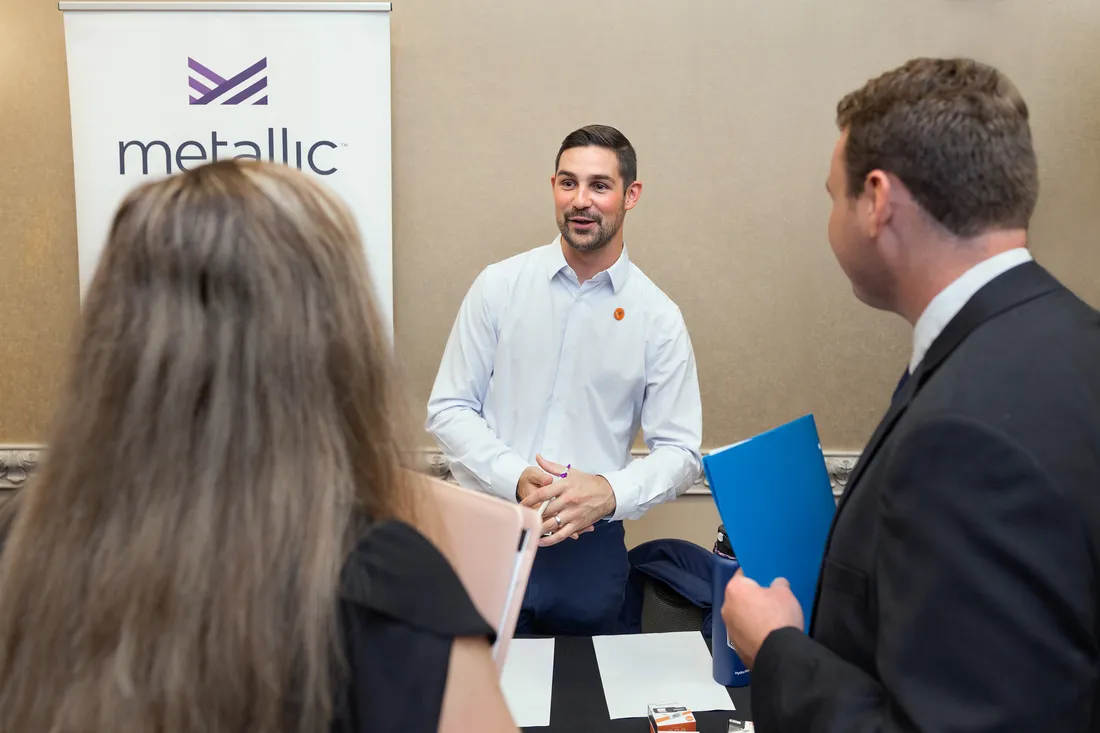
[837,57,1039,237]
[555,125,638,188]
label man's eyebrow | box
[555,171,615,183]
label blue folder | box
[702,414,836,628]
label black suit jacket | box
[752,262,1100,732]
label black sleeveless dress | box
[330,519,496,733]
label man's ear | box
[624,180,643,211]
[859,170,892,239]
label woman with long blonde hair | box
[0,160,515,733]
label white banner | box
[60,1,394,333]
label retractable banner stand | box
[58,1,394,334]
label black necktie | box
[893,368,911,399]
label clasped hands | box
[516,454,617,547]
[515,456,803,667]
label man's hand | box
[721,569,804,669]
[515,465,554,503]
[520,454,617,547]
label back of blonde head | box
[0,160,409,733]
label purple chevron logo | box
[188,57,268,106]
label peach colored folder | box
[411,473,541,671]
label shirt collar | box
[546,235,632,294]
[546,238,570,281]
[910,248,1033,373]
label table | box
[521,635,753,732]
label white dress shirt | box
[910,248,1034,373]
[426,238,703,521]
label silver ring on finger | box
[554,515,563,528]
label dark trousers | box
[516,520,629,636]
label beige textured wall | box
[392,0,1100,457]
[1,0,80,441]
[625,496,722,551]
[3,1,1100,543]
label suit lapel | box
[810,261,1062,631]
[915,261,1058,378]
[833,362,922,515]
[837,261,1058,512]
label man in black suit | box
[722,57,1100,732]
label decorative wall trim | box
[422,449,861,499]
[0,447,40,491]
[1,445,862,499]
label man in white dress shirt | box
[426,125,703,635]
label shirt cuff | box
[491,452,529,502]
[599,468,640,521]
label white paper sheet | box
[592,632,737,720]
[500,638,555,727]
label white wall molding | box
[1,445,862,498]
[421,449,861,499]
[0,447,40,491]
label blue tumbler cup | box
[712,555,751,687]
